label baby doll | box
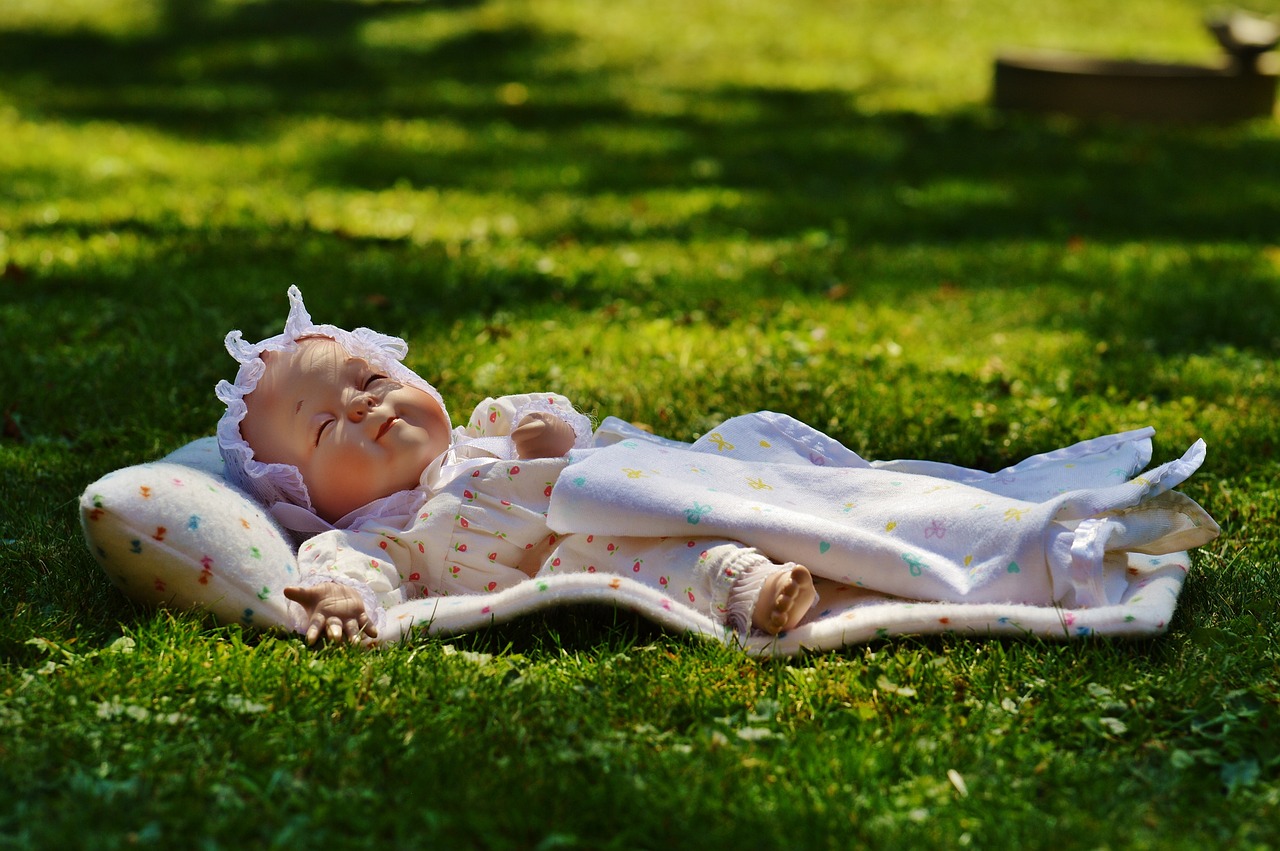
[217,287,817,644]
[218,287,1219,646]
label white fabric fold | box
[547,413,1219,610]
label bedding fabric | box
[81,418,1218,656]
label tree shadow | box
[6,1,1276,661]
[2,0,1278,355]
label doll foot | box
[753,565,817,635]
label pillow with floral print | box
[79,438,296,630]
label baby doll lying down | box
[215,287,1219,646]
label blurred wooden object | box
[993,10,1278,123]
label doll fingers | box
[326,616,344,644]
[285,584,325,606]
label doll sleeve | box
[455,393,593,457]
[293,526,433,634]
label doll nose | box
[346,394,377,422]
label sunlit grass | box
[2,0,1279,847]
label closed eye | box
[315,418,335,446]
[363,374,388,390]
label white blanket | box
[379,415,1218,654]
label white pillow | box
[80,438,296,630]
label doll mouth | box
[375,417,399,441]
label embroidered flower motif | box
[684,502,712,525]
[901,553,927,576]
[707,433,734,452]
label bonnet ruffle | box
[215,285,448,525]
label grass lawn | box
[3,0,1279,847]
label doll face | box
[241,337,450,521]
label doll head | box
[216,286,450,527]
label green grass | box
[3,0,1279,847]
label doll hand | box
[512,411,576,459]
[284,583,378,646]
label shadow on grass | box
[4,0,1279,361]
[2,0,1278,464]
[2,3,1276,683]
[4,0,1280,447]
[2,0,1278,240]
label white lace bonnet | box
[215,285,448,515]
